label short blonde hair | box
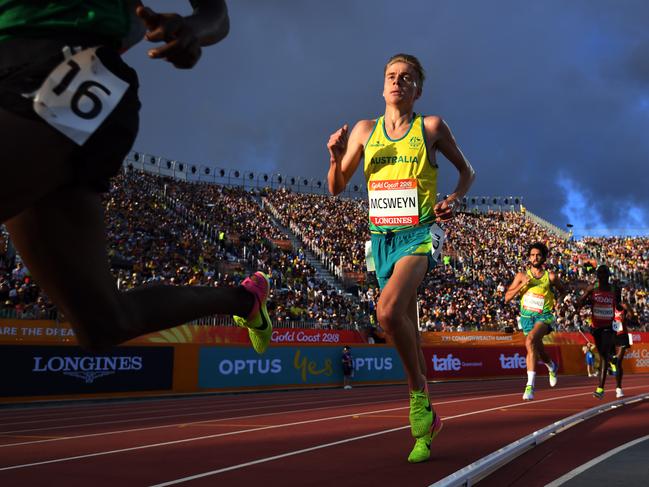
[384,53,426,87]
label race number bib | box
[612,320,624,333]
[33,47,128,145]
[429,223,445,264]
[368,179,419,227]
[364,240,375,272]
[522,292,545,313]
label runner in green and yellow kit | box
[327,53,475,463]
[505,242,567,400]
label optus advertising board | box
[198,345,404,389]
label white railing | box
[431,392,649,487]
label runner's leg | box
[6,187,255,351]
[615,346,626,390]
[408,293,427,383]
[377,255,428,392]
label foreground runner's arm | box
[327,120,374,195]
[424,117,475,222]
[137,0,229,69]
[504,272,530,303]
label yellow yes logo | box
[293,350,333,382]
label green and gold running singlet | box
[364,113,437,233]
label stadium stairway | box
[251,195,346,293]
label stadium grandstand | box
[2,151,647,334]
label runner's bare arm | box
[505,272,530,303]
[137,0,229,68]
[327,120,374,196]
[576,285,594,309]
[425,116,475,222]
[550,272,568,304]
[188,0,230,44]
[621,302,636,321]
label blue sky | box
[124,1,649,237]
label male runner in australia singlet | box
[505,242,566,401]
[326,53,475,463]
[0,2,273,355]
[577,265,618,399]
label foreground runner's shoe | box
[522,385,534,401]
[616,388,624,398]
[593,387,604,399]
[409,388,433,438]
[548,362,558,387]
[407,411,443,463]
[233,272,272,354]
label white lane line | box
[0,390,400,428]
[0,387,543,448]
[147,390,613,486]
[0,398,404,448]
[0,393,403,436]
[0,383,627,449]
[0,404,414,471]
[545,434,649,486]
[151,426,410,486]
[0,388,612,474]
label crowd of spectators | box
[261,189,649,332]
[0,228,56,319]
[263,188,368,276]
[1,170,647,334]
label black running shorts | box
[0,36,140,192]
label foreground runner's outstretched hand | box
[137,1,229,68]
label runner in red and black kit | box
[577,265,616,399]
[611,287,635,398]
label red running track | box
[1,374,648,487]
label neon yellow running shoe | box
[407,412,443,463]
[522,385,534,401]
[409,389,433,438]
[548,362,558,387]
[233,272,272,354]
[593,387,604,399]
[408,436,431,464]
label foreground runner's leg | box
[6,187,266,351]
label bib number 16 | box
[33,47,128,145]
